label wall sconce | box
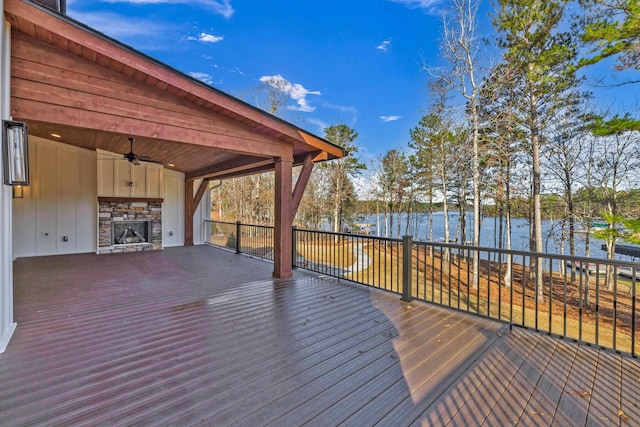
[12,185,23,199]
[2,120,30,186]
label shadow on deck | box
[1,245,638,426]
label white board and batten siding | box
[1,8,17,353]
[13,136,97,257]
[163,169,185,247]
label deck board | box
[585,349,623,426]
[620,356,640,424]
[519,338,576,426]
[446,329,542,426]
[552,341,599,426]
[269,304,455,426]
[1,246,639,426]
[338,316,504,426]
[483,331,557,426]
[414,328,526,426]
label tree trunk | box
[471,99,480,290]
[530,86,544,300]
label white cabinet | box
[97,149,164,198]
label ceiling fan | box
[122,137,167,166]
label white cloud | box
[68,11,169,40]
[380,115,402,122]
[94,0,234,19]
[259,74,321,113]
[389,0,442,13]
[304,118,329,134]
[188,72,220,85]
[376,39,391,52]
[321,101,358,114]
[188,32,224,43]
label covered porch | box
[5,0,343,275]
[2,246,639,425]
[1,0,343,352]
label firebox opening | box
[112,221,152,245]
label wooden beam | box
[186,158,273,181]
[189,150,327,182]
[297,130,345,160]
[11,97,291,159]
[203,164,276,181]
[98,197,163,203]
[273,158,293,279]
[291,153,314,219]
[312,151,329,162]
[10,43,284,146]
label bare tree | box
[543,105,589,262]
[427,0,484,288]
[589,115,640,289]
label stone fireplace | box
[98,197,162,254]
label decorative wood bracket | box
[185,178,210,246]
[291,153,314,219]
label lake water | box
[357,211,613,259]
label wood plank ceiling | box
[4,0,344,181]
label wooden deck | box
[2,246,639,426]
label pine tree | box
[493,0,584,298]
[321,125,365,233]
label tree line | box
[212,0,639,281]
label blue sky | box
[64,0,456,162]
[66,0,635,164]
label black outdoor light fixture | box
[2,120,30,186]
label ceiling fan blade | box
[104,137,169,167]
[141,158,170,166]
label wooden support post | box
[273,157,293,278]
[184,178,210,246]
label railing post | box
[292,226,298,269]
[236,221,241,254]
[401,235,413,302]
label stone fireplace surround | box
[98,197,162,254]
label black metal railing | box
[206,220,274,261]
[407,239,639,356]
[206,221,640,356]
